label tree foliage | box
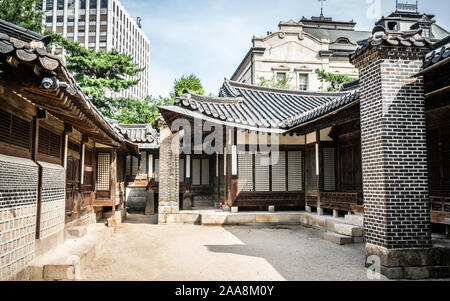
[315,69,356,92]
[173,74,204,98]
[48,32,144,104]
[258,75,293,90]
[0,0,44,33]
[111,96,171,126]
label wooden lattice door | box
[96,153,111,199]
[66,156,80,215]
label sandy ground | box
[82,214,386,281]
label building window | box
[46,16,53,23]
[255,153,270,192]
[97,153,111,191]
[322,147,336,191]
[276,72,286,82]
[101,0,108,9]
[90,0,97,9]
[299,74,308,91]
[56,16,63,23]
[0,109,31,150]
[271,152,286,192]
[46,0,54,10]
[38,127,61,159]
[238,153,253,192]
[68,0,75,9]
[287,151,303,191]
[79,0,86,9]
[57,0,64,10]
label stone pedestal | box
[317,207,323,216]
[333,210,339,218]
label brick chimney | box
[350,28,449,279]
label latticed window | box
[271,152,286,192]
[255,153,270,192]
[38,127,61,159]
[0,109,31,150]
[238,153,253,192]
[288,151,303,191]
[97,153,110,191]
[323,147,336,191]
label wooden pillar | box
[316,129,323,215]
[111,150,117,215]
[230,145,238,204]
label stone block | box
[276,214,301,225]
[66,226,87,239]
[201,214,228,226]
[317,207,324,216]
[344,214,364,227]
[231,207,239,213]
[324,232,353,245]
[227,214,255,225]
[268,206,275,213]
[255,214,278,224]
[334,223,363,237]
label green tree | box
[0,0,44,33]
[173,74,204,98]
[112,96,171,126]
[48,32,145,116]
[258,75,293,90]
[315,69,356,92]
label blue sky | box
[120,0,450,98]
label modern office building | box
[42,0,150,100]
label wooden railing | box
[319,192,363,213]
[430,196,450,225]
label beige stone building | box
[231,8,449,92]
[231,15,371,92]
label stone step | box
[334,223,363,237]
[19,224,112,281]
[344,214,364,227]
[66,226,87,239]
[324,232,353,245]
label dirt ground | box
[82,213,386,281]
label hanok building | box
[158,21,450,278]
[110,121,160,214]
[0,19,138,280]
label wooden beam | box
[425,85,450,99]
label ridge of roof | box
[224,79,349,97]
[350,26,433,62]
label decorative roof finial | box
[318,0,327,18]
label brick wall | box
[0,154,38,280]
[354,46,432,249]
[158,123,179,218]
[38,162,65,239]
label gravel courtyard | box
[82,214,386,281]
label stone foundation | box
[366,244,450,279]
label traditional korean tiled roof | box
[161,80,360,133]
[0,18,138,154]
[109,120,159,149]
[350,26,433,62]
[422,35,450,70]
